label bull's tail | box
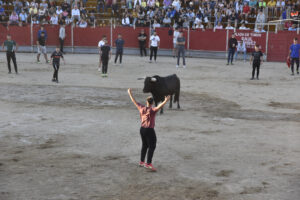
[174,78,180,103]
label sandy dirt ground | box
[0,53,299,200]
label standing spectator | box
[255,9,265,29]
[2,35,18,74]
[288,37,300,75]
[267,0,276,17]
[59,24,66,54]
[114,34,125,65]
[8,11,19,26]
[100,38,111,77]
[19,10,28,26]
[227,33,237,65]
[88,12,96,26]
[71,5,80,22]
[176,31,186,68]
[250,44,263,80]
[235,40,247,62]
[173,27,180,58]
[149,30,160,63]
[37,32,49,63]
[138,29,147,57]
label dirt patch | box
[240,186,264,195]
[215,170,234,177]
[269,101,300,110]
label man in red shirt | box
[128,88,170,172]
[241,2,250,24]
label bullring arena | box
[0,52,299,200]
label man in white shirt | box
[215,22,223,30]
[225,23,235,30]
[59,24,66,53]
[239,23,250,30]
[56,6,63,15]
[173,27,180,58]
[77,19,87,28]
[149,30,160,63]
[235,40,247,62]
[71,5,80,21]
[98,35,107,71]
[50,13,58,25]
[254,26,266,33]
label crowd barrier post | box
[110,18,113,47]
[225,29,229,59]
[71,24,74,53]
[30,22,33,52]
[266,23,270,61]
[187,26,190,56]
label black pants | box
[102,57,108,74]
[53,62,60,80]
[114,50,123,64]
[139,43,147,56]
[252,62,260,78]
[150,46,158,61]
[227,48,235,64]
[140,127,156,164]
[291,58,299,73]
[59,38,64,53]
[6,51,18,73]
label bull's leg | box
[169,95,173,109]
[160,107,164,114]
[175,92,180,109]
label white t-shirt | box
[173,30,180,43]
[72,8,80,17]
[225,26,234,30]
[98,40,105,47]
[150,35,160,47]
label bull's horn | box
[137,77,145,80]
[151,77,157,82]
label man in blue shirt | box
[289,37,300,75]
[114,34,125,65]
[37,25,48,40]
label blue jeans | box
[235,50,247,61]
[227,48,235,64]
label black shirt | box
[38,36,46,46]
[138,33,147,45]
[51,51,64,63]
[101,45,111,58]
[229,38,238,49]
[252,50,263,64]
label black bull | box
[142,74,180,113]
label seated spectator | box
[152,19,161,28]
[163,15,171,27]
[239,23,250,30]
[215,22,223,29]
[77,18,87,28]
[235,40,247,62]
[172,0,181,11]
[112,0,118,16]
[38,6,47,22]
[72,5,81,22]
[31,16,39,24]
[50,13,58,25]
[40,0,48,9]
[241,2,250,24]
[29,5,38,18]
[288,24,298,31]
[255,9,265,29]
[254,25,266,32]
[132,8,138,25]
[134,0,142,8]
[258,0,267,11]
[226,22,235,30]
[163,0,172,9]
[284,20,292,30]
[65,16,73,24]
[19,10,28,25]
[122,14,130,26]
[155,0,160,8]
[61,0,71,13]
[88,12,96,26]
[249,0,257,17]
[56,6,63,15]
[147,0,155,8]
[182,18,189,28]
[30,0,39,8]
[141,0,147,9]
[13,0,23,15]
[276,0,285,17]
[194,21,205,30]
[0,5,5,22]
[58,14,65,25]
[214,10,222,27]
[206,22,213,29]
[8,11,19,26]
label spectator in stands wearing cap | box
[8,11,19,26]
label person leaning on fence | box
[59,24,66,54]
[227,34,238,65]
[2,35,18,74]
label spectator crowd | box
[0,0,299,31]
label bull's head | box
[143,77,157,93]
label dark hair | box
[102,35,106,38]
[294,37,298,41]
[255,44,260,48]
[147,97,154,105]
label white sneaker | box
[176,65,179,68]
[98,68,101,72]
[183,65,186,68]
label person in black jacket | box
[50,47,65,83]
[227,33,238,65]
[250,44,263,80]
